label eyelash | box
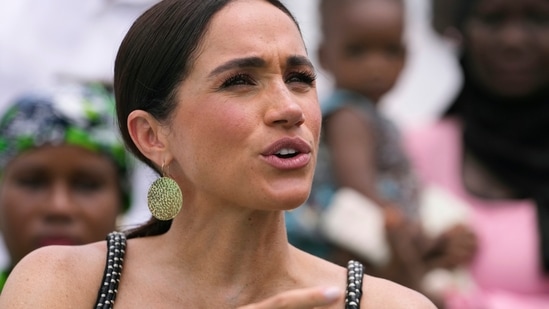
[219,71,317,89]
[287,71,317,86]
[220,73,254,88]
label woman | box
[0,82,131,291]
[0,0,435,308]
[405,0,549,307]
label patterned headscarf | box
[0,82,132,212]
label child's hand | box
[383,205,428,290]
[425,224,478,269]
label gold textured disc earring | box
[147,162,183,220]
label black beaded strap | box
[345,260,364,309]
[94,231,127,309]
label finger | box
[237,286,342,309]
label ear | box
[127,110,172,168]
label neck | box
[159,203,300,287]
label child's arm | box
[324,107,394,209]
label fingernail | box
[323,287,341,301]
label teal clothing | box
[285,206,334,258]
[286,89,420,258]
[312,89,420,218]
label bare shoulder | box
[0,241,108,308]
[293,252,434,308]
[361,275,436,308]
[293,248,347,282]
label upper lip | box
[261,137,312,156]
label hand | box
[383,206,428,290]
[237,286,342,309]
[424,224,478,269]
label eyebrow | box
[208,55,314,78]
[286,55,314,69]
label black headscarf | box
[446,58,549,272]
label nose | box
[42,182,75,223]
[499,20,531,50]
[361,52,384,70]
[264,83,305,128]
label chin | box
[261,188,308,211]
[278,191,311,210]
[261,176,313,209]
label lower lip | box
[38,237,77,247]
[262,153,311,170]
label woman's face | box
[166,0,321,211]
[464,0,549,98]
[0,145,121,264]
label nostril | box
[265,99,305,128]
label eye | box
[219,73,256,89]
[385,44,405,58]
[345,44,367,58]
[71,170,111,194]
[16,176,48,191]
[525,11,549,28]
[285,71,317,86]
[73,179,105,193]
[476,11,506,28]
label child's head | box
[318,0,406,102]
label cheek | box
[176,102,257,172]
[465,24,492,59]
[79,192,119,227]
[536,35,549,82]
[305,100,322,141]
[216,104,254,134]
[0,184,33,219]
[0,191,33,238]
[196,103,255,145]
[332,66,362,88]
[82,188,120,208]
[380,58,404,80]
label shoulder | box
[0,241,108,308]
[292,252,435,308]
[323,106,376,144]
[360,275,436,308]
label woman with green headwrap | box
[0,82,132,291]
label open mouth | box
[275,148,300,159]
[261,137,312,170]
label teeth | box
[276,148,297,155]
